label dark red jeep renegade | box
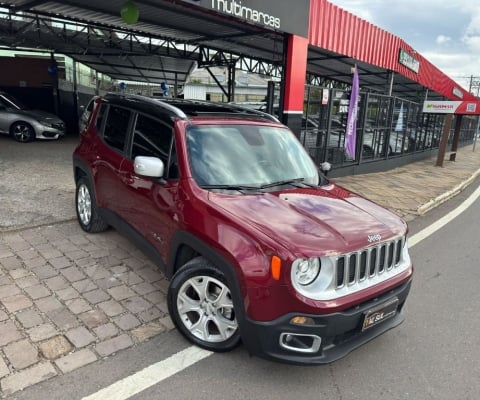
[73,93,413,364]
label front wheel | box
[168,258,241,352]
[75,177,108,233]
[11,122,35,142]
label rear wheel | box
[11,122,35,142]
[168,258,241,352]
[75,177,108,233]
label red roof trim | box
[309,0,476,101]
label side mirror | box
[134,156,164,178]
[320,161,332,175]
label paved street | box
[1,135,479,396]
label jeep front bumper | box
[240,278,412,365]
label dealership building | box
[0,0,478,175]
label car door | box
[93,104,132,218]
[119,112,181,261]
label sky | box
[327,0,480,92]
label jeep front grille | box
[335,237,405,289]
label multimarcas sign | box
[180,0,309,37]
[212,0,280,29]
[422,101,480,115]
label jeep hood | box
[209,184,406,256]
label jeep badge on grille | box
[367,234,382,243]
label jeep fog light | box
[290,316,315,325]
[292,258,320,286]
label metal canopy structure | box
[307,47,429,101]
[0,0,472,102]
[0,0,286,87]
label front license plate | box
[362,297,399,331]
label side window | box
[95,103,107,132]
[131,114,177,179]
[79,98,95,129]
[103,106,131,152]
[131,114,171,161]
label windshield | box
[0,93,28,110]
[186,124,320,187]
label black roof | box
[103,93,280,123]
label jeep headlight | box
[292,258,320,286]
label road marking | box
[409,183,480,248]
[82,182,480,400]
[81,346,212,400]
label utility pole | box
[468,75,480,97]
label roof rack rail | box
[103,93,280,122]
[105,92,187,118]
[159,98,280,122]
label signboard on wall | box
[399,49,420,73]
[423,101,480,115]
[180,0,310,37]
[452,86,464,99]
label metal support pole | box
[95,71,100,95]
[449,115,462,161]
[266,81,275,115]
[227,63,235,102]
[72,59,79,124]
[387,71,394,96]
[174,72,178,98]
[436,114,454,167]
[278,33,289,124]
[50,52,59,116]
[473,115,479,152]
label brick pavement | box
[0,223,173,396]
[0,138,479,396]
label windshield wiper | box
[199,184,260,192]
[201,178,323,192]
[256,178,305,189]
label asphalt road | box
[9,181,480,400]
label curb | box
[417,167,480,215]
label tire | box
[75,177,109,233]
[10,122,35,142]
[168,257,241,352]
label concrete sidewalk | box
[0,136,479,396]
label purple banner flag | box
[345,66,359,159]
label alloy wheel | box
[177,275,238,343]
[77,183,92,226]
[12,123,34,142]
